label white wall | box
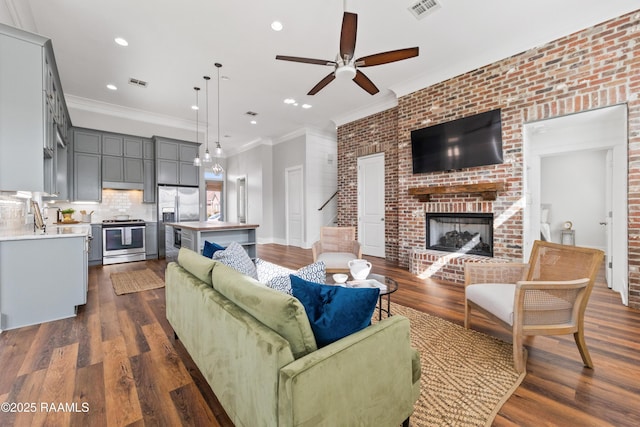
[272,135,305,244]
[541,150,607,249]
[305,130,338,246]
[225,144,273,242]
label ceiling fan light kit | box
[275,11,419,95]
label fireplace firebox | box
[426,213,493,257]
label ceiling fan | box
[276,11,419,95]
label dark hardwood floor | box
[1,243,639,426]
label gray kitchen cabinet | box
[145,222,158,259]
[157,140,179,160]
[157,159,179,185]
[74,129,101,154]
[143,139,154,159]
[102,155,124,182]
[0,23,70,193]
[154,137,200,186]
[0,234,87,330]
[89,224,103,265]
[143,159,155,203]
[124,137,144,158]
[102,134,123,156]
[124,158,144,183]
[179,163,199,186]
[74,152,102,201]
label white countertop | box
[0,223,91,242]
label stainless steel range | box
[102,219,146,265]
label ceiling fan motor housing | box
[335,64,357,80]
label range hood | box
[102,181,144,190]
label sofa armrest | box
[278,315,418,427]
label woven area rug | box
[110,269,164,295]
[380,303,526,427]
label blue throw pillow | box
[202,240,225,258]
[291,275,379,347]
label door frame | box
[285,165,304,247]
[523,104,628,305]
[357,152,386,258]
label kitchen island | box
[0,224,90,330]
[166,221,259,258]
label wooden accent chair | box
[312,226,362,273]
[464,240,604,373]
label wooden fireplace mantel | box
[408,182,506,202]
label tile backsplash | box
[0,194,27,231]
[46,189,157,224]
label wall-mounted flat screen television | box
[411,109,503,174]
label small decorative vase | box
[62,213,73,222]
[348,259,372,280]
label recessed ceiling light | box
[250,120,257,125]
[191,105,199,110]
[284,98,296,104]
[114,37,128,46]
[106,84,117,91]
[221,76,230,81]
[271,21,283,31]
[302,104,312,109]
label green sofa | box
[166,248,421,426]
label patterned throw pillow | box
[255,258,293,283]
[212,241,258,279]
[265,261,326,295]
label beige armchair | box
[312,226,362,273]
[464,240,604,373]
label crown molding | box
[65,94,197,132]
[3,0,37,32]
[331,91,398,127]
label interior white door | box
[285,166,304,247]
[358,153,385,257]
[605,149,613,287]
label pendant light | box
[211,62,224,175]
[202,75,213,165]
[192,86,201,167]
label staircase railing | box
[318,190,338,211]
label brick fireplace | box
[426,212,493,257]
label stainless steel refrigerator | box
[157,185,200,259]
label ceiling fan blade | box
[353,70,379,95]
[308,72,336,95]
[276,55,336,66]
[340,12,358,61]
[355,47,419,67]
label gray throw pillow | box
[212,241,258,279]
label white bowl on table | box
[332,273,348,284]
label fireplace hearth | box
[426,213,493,257]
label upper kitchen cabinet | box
[0,23,71,194]
[155,137,200,186]
[73,128,102,202]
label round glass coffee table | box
[329,273,399,320]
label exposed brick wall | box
[337,10,640,309]
[337,108,399,262]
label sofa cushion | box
[290,275,380,348]
[202,240,226,258]
[177,248,216,287]
[256,259,326,295]
[211,262,317,359]
[212,241,258,279]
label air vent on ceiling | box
[408,0,441,20]
[245,111,258,116]
[128,78,148,88]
